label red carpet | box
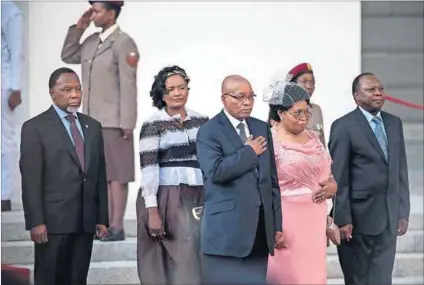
[1,264,30,285]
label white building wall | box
[6,1,361,204]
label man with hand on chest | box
[196,75,284,285]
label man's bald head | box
[221,74,255,121]
[221,75,252,94]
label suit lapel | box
[381,112,396,166]
[47,107,82,169]
[246,118,262,180]
[78,114,92,172]
[85,36,101,63]
[95,28,121,57]
[218,111,244,149]
[354,108,387,164]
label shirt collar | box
[223,108,247,129]
[359,106,382,124]
[160,108,192,122]
[52,104,77,120]
[99,24,119,42]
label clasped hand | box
[313,177,337,203]
[274,231,286,249]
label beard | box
[66,105,80,114]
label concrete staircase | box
[2,123,423,285]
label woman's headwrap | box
[164,69,189,81]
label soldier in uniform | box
[287,63,327,147]
[61,0,139,241]
[1,0,24,212]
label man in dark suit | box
[20,67,109,285]
[329,72,410,285]
[196,75,284,285]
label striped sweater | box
[139,108,208,207]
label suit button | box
[84,178,87,182]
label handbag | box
[326,196,341,246]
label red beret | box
[286,63,313,82]
[89,1,124,8]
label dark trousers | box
[338,225,397,285]
[201,207,268,285]
[34,232,94,285]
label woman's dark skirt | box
[136,184,204,285]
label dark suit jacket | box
[20,106,108,234]
[196,110,282,258]
[328,107,410,236]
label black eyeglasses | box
[224,93,257,102]
[288,110,312,120]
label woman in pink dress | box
[264,81,338,285]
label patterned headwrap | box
[164,70,189,81]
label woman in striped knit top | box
[136,65,208,285]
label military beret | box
[286,63,313,82]
[89,1,124,9]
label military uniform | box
[287,63,326,147]
[61,4,138,183]
[1,1,23,210]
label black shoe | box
[1,200,11,212]
[100,227,125,242]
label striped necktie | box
[237,122,247,143]
[372,117,388,161]
[66,115,85,169]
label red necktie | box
[66,115,85,169]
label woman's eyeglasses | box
[288,110,312,120]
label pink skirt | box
[267,192,327,285]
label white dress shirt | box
[99,23,119,42]
[223,108,251,138]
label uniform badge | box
[126,52,139,67]
[306,63,313,71]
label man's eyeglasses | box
[224,93,257,102]
[288,110,312,120]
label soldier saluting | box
[61,1,139,241]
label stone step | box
[408,169,424,196]
[328,276,424,285]
[14,261,139,285]
[3,208,423,242]
[406,143,424,174]
[2,238,137,265]
[403,123,423,144]
[2,230,423,265]
[326,230,424,254]
[327,253,423,279]
[1,211,137,242]
[10,253,424,284]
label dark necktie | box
[237,122,247,143]
[66,114,85,169]
[372,117,388,161]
